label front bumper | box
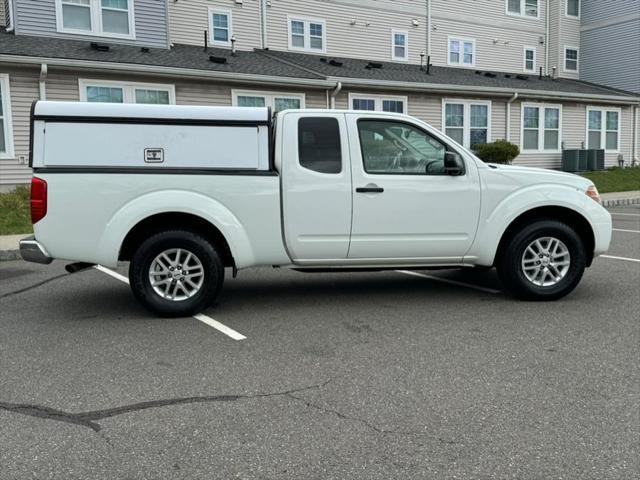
[20,236,53,264]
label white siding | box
[169,0,262,51]
[14,0,169,48]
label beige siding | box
[169,0,261,51]
[0,67,39,186]
[266,0,428,65]
[430,0,547,74]
[558,0,581,79]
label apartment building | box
[0,0,638,188]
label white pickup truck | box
[21,101,611,316]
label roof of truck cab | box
[33,101,271,122]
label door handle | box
[356,186,384,193]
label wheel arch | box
[118,212,235,268]
[495,206,595,267]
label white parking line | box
[193,314,247,340]
[94,265,246,341]
[396,270,501,294]
[610,212,640,217]
[613,228,640,234]
[95,264,129,284]
[601,255,640,263]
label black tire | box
[496,220,586,301]
[129,230,224,317]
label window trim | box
[208,7,232,47]
[563,46,579,72]
[586,106,621,153]
[232,90,306,110]
[391,29,409,62]
[441,99,492,149]
[447,36,476,67]
[505,0,540,19]
[348,93,408,113]
[565,0,580,18]
[55,0,136,40]
[78,79,176,104]
[523,46,537,73]
[287,15,327,53]
[0,74,15,159]
[520,103,563,153]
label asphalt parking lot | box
[0,206,638,479]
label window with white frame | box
[350,94,407,114]
[209,8,231,46]
[288,17,325,53]
[443,100,491,148]
[0,74,15,158]
[506,0,539,18]
[392,30,408,61]
[524,46,536,72]
[56,0,134,38]
[233,91,305,112]
[448,37,475,66]
[566,0,580,17]
[587,107,620,151]
[564,47,578,71]
[522,104,561,151]
[79,80,175,104]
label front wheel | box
[496,220,587,301]
[129,230,224,317]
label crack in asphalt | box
[0,273,69,300]
[0,379,332,433]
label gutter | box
[325,77,640,105]
[506,92,518,142]
[329,81,342,109]
[39,63,47,100]
[426,0,431,57]
[0,54,334,89]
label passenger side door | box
[346,115,481,263]
[281,112,352,263]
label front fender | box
[97,190,254,268]
[466,184,611,266]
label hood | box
[483,163,593,190]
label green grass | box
[0,186,33,235]
[581,167,640,194]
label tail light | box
[30,177,47,224]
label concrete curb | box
[0,234,30,262]
[601,197,640,208]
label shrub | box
[473,140,520,165]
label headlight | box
[585,185,601,204]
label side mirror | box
[444,151,464,176]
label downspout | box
[39,64,47,100]
[260,0,268,49]
[633,105,639,165]
[330,81,342,109]
[7,0,15,32]
[506,92,518,142]
[426,0,431,57]
[544,0,549,75]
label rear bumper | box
[19,236,53,264]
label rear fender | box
[97,190,253,268]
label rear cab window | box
[298,117,342,174]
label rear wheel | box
[496,220,586,301]
[129,230,224,317]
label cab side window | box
[298,117,342,174]
[358,120,447,175]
